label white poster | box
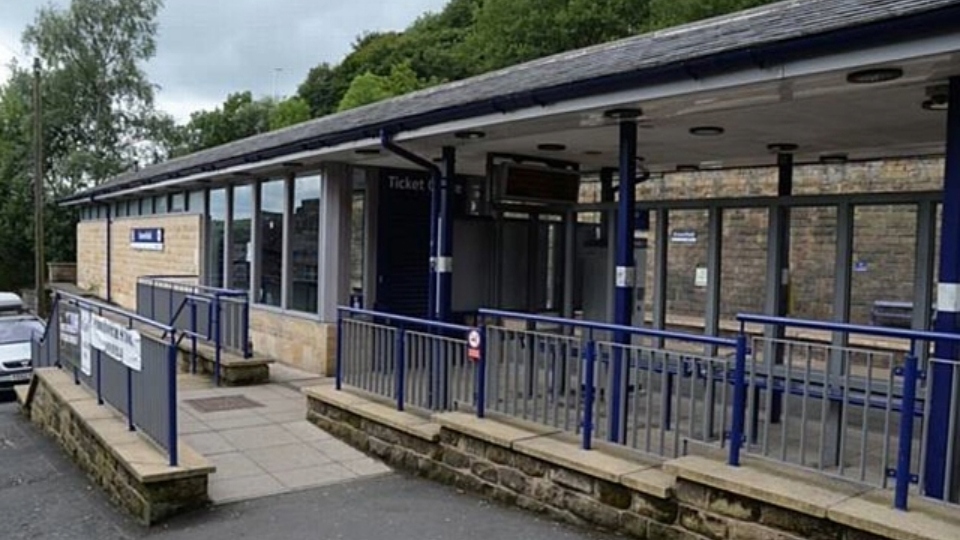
[60,311,79,346]
[90,314,142,372]
[79,309,92,376]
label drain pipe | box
[380,130,443,320]
[104,199,112,303]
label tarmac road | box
[0,395,615,540]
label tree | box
[337,62,431,112]
[464,0,651,73]
[647,0,774,29]
[297,63,338,117]
[23,0,169,192]
[0,0,167,291]
[269,97,311,130]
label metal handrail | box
[339,306,473,333]
[737,313,960,346]
[59,291,174,333]
[480,308,738,347]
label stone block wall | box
[75,214,204,311]
[77,220,107,295]
[250,307,335,375]
[109,215,204,310]
[580,158,944,324]
[27,372,209,525]
[306,395,890,540]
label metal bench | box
[870,300,937,328]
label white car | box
[0,293,44,388]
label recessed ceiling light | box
[922,99,948,111]
[454,130,485,140]
[819,153,848,164]
[355,148,381,155]
[700,160,724,170]
[676,164,700,172]
[689,126,725,136]
[767,143,798,153]
[922,86,949,111]
[846,67,903,84]
[603,108,643,120]
[538,143,566,151]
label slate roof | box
[64,0,960,203]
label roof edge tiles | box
[61,0,960,204]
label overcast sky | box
[0,0,449,122]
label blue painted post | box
[126,366,135,431]
[96,350,103,405]
[476,327,486,419]
[242,296,251,358]
[167,335,179,467]
[895,350,920,510]
[728,332,749,466]
[438,146,455,323]
[610,118,638,443]
[335,313,344,391]
[925,76,960,500]
[428,169,440,320]
[583,336,597,450]
[190,299,198,374]
[213,296,222,387]
[396,326,406,411]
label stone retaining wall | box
[306,388,943,540]
[24,370,213,525]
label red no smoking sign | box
[467,329,481,361]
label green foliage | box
[0,0,166,291]
[647,0,773,28]
[269,97,311,130]
[297,63,338,117]
[337,62,432,112]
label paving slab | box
[176,376,392,504]
[271,463,356,490]
[244,442,332,473]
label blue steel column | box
[428,168,440,320]
[925,76,960,500]
[438,146,455,322]
[609,119,637,443]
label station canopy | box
[62,0,960,204]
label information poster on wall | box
[90,314,142,371]
[79,309,92,376]
[59,310,79,346]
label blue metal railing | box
[137,275,252,386]
[333,305,960,511]
[32,291,180,466]
[337,307,474,412]
[478,309,740,453]
[735,313,960,511]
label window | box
[154,194,168,214]
[128,199,140,216]
[170,192,185,213]
[289,174,321,312]
[257,179,285,306]
[208,189,226,288]
[115,201,126,218]
[188,190,205,214]
[231,185,253,292]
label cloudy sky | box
[0,0,448,122]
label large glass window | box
[290,174,321,312]
[258,179,285,306]
[188,190,205,214]
[208,189,226,288]
[231,185,253,292]
[170,192,185,213]
[128,199,139,216]
[154,194,167,214]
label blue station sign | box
[130,227,164,251]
